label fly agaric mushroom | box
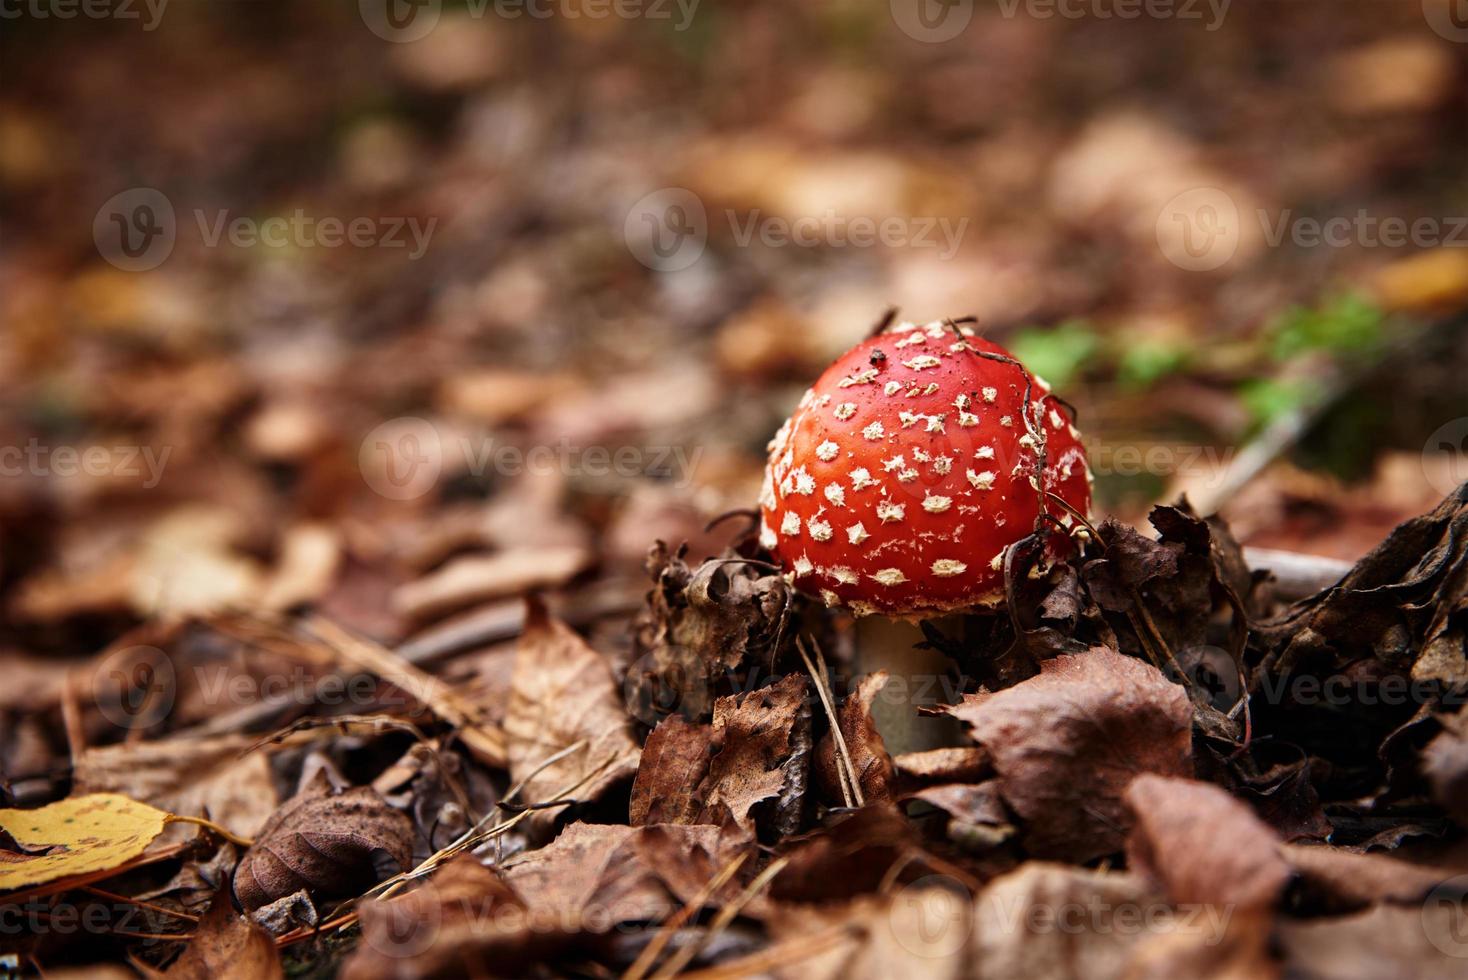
[758,318,1091,617]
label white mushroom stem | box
[853,615,962,755]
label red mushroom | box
[759,319,1091,617]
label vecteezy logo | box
[1421,875,1468,957]
[890,0,973,43]
[359,417,444,500]
[362,881,442,959]
[93,188,176,271]
[1423,0,1468,42]
[1423,418,1468,499]
[359,0,441,42]
[623,188,707,272]
[1155,187,1241,272]
[891,875,972,958]
[92,645,176,731]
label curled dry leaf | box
[943,648,1193,862]
[893,746,993,786]
[814,671,895,805]
[629,543,790,721]
[165,888,283,980]
[232,772,414,913]
[1255,482,1468,685]
[630,714,714,826]
[902,780,1014,852]
[504,597,641,823]
[1124,774,1290,913]
[695,673,811,837]
[0,793,168,891]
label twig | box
[796,638,860,808]
[82,885,201,923]
[648,857,791,980]
[622,852,749,980]
[672,923,857,980]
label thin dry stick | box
[810,638,864,808]
[673,923,857,980]
[83,885,200,923]
[303,615,508,768]
[621,852,750,980]
[796,638,859,808]
[648,857,792,980]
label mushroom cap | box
[758,320,1092,617]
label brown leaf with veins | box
[232,771,415,913]
[630,714,714,826]
[1124,774,1289,913]
[815,671,894,805]
[342,856,562,980]
[504,597,641,822]
[943,648,1192,862]
[504,821,744,926]
[166,888,282,980]
[695,673,810,837]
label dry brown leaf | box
[944,648,1193,862]
[973,862,1249,980]
[893,746,993,786]
[341,855,553,980]
[630,714,714,826]
[503,821,740,927]
[1282,842,1456,912]
[504,598,641,819]
[74,734,277,845]
[1276,903,1466,980]
[1423,710,1468,824]
[392,545,590,622]
[232,771,415,913]
[815,671,895,805]
[259,523,341,612]
[695,673,810,837]
[1124,774,1290,913]
[166,889,283,980]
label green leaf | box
[1268,294,1383,361]
[1010,320,1100,391]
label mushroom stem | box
[853,616,962,755]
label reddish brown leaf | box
[167,888,282,980]
[341,856,559,980]
[944,648,1193,862]
[1125,775,1289,913]
[232,772,415,913]
[893,746,993,786]
[815,670,895,805]
[504,598,641,822]
[630,714,714,826]
[694,673,811,837]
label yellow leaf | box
[0,793,169,891]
